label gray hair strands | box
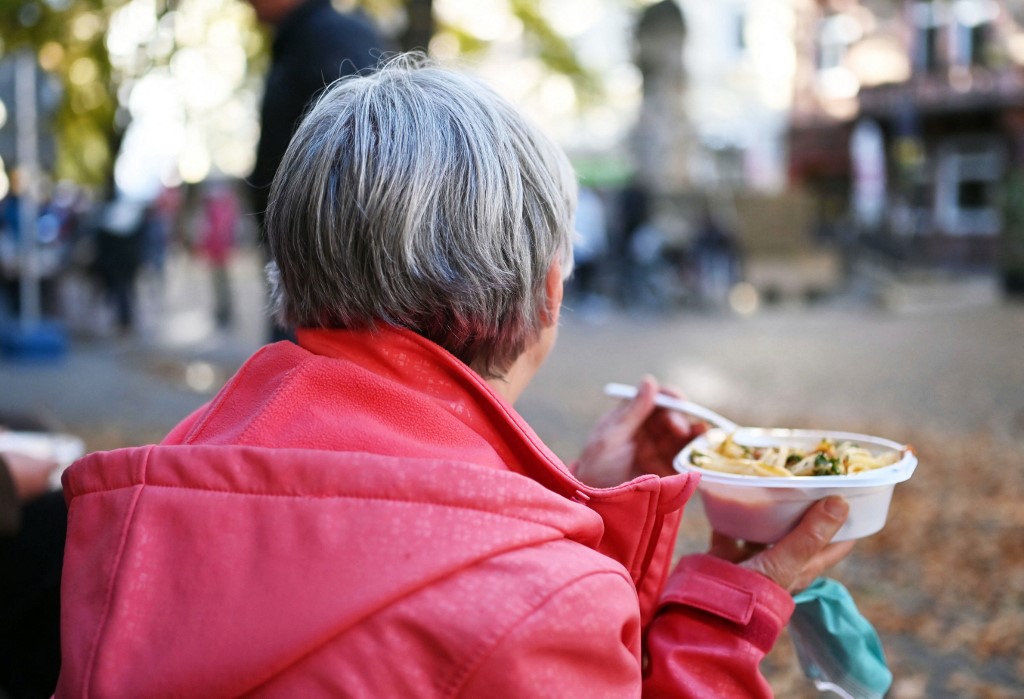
[265,54,577,377]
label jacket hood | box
[61,443,607,696]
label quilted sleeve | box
[454,554,793,699]
[642,554,796,698]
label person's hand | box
[708,496,855,593]
[2,451,61,501]
[574,376,705,488]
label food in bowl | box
[689,433,903,478]
[675,428,917,543]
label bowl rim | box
[674,427,918,488]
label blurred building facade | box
[628,1,840,308]
[677,0,797,194]
[789,0,1024,282]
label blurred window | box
[912,1,996,71]
[935,139,1003,235]
[957,180,987,209]
[912,1,945,72]
[950,0,996,67]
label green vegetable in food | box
[813,452,843,476]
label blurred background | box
[0,0,1022,697]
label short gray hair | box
[265,54,577,378]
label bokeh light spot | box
[38,42,65,72]
[72,12,104,42]
[185,362,218,393]
[69,57,99,86]
[729,282,760,315]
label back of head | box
[266,54,576,377]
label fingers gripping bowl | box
[674,428,918,544]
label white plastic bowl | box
[674,427,917,544]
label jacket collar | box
[295,326,700,620]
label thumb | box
[744,496,849,591]
[611,376,660,435]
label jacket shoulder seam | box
[236,361,316,445]
[84,481,586,533]
[81,445,152,696]
[184,344,294,445]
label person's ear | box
[541,260,564,327]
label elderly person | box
[57,57,852,697]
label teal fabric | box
[790,578,892,699]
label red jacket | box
[58,327,794,697]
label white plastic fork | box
[603,382,739,433]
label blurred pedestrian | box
[197,180,240,328]
[91,196,146,334]
[568,184,608,307]
[56,57,853,696]
[247,0,391,341]
[0,179,23,318]
[0,174,74,322]
[691,205,742,307]
[614,179,650,306]
[142,183,182,282]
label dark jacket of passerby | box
[249,0,387,231]
[92,199,147,330]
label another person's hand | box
[2,451,61,501]
[708,496,855,593]
[575,376,704,488]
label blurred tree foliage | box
[0,0,595,192]
[1,0,124,187]
[355,0,593,93]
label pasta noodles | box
[689,434,902,478]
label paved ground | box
[529,296,1023,457]
[0,250,267,448]
[2,247,1022,697]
